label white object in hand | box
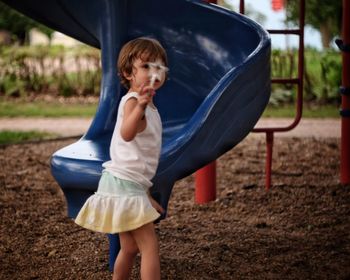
[147,61,169,88]
[150,73,159,88]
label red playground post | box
[339,0,350,184]
[195,161,217,204]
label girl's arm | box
[120,85,155,142]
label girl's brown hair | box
[117,37,168,89]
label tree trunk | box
[319,21,332,49]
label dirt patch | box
[0,136,349,279]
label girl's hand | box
[148,194,165,214]
[120,83,155,142]
[138,83,155,109]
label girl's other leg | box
[113,232,139,280]
[131,223,160,280]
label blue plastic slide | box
[2,0,270,269]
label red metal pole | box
[194,0,217,204]
[254,0,305,190]
[195,161,217,204]
[265,132,274,190]
[340,0,350,184]
[239,0,245,14]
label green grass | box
[0,101,97,118]
[263,104,340,118]
[0,99,340,119]
[0,130,58,145]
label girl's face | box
[125,57,167,92]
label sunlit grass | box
[263,104,340,118]
[0,100,97,118]
[0,130,58,145]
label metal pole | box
[195,161,217,204]
[340,0,350,184]
[257,0,305,189]
[265,132,274,190]
[240,0,245,14]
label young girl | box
[75,37,168,280]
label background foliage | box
[285,0,342,49]
[270,47,341,105]
[0,45,101,97]
[0,45,341,106]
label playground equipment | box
[251,0,305,189]
[195,0,305,201]
[230,0,350,188]
[250,0,350,188]
[337,0,350,185]
[1,0,270,269]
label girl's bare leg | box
[113,231,139,280]
[131,223,160,280]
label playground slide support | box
[265,132,274,190]
[340,0,350,184]
[195,161,217,204]
[194,0,218,204]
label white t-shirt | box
[102,92,162,188]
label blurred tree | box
[221,0,267,25]
[285,0,342,49]
[0,2,53,44]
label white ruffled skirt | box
[75,171,160,234]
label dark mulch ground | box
[1,136,349,279]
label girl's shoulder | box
[118,92,139,115]
[118,92,138,107]
[122,91,139,102]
